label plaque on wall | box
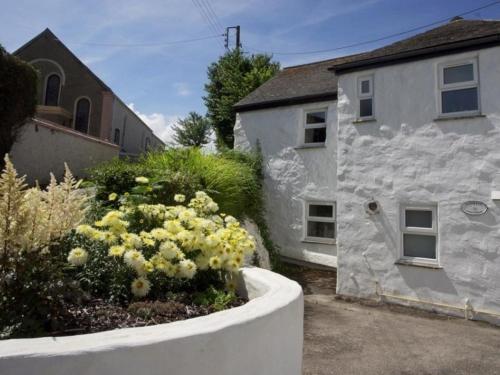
[461,201,488,216]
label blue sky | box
[2,0,500,141]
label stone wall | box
[336,46,500,322]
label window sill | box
[302,238,336,245]
[395,259,442,269]
[294,143,326,150]
[353,118,376,124]
[434,114,485,122]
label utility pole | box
[224,26,241,50]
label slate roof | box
[235,19,500,112]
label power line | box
[192,0,225,49]
[200,0,225,31]
[246,0,500,56]
[65,34,224,47]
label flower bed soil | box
[48,295,247,337]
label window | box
[400,205,438,263]
[439,60,479,116]
[44,74,61,106]
[113,128,121,145]
[74,98,91,133]
[304,201,336,243]
[358,76,373,119]
[145,137,151,150]
[303,109,327,145]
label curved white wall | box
[0,268,303,375]
[336,46,500,323]
[235,101,338,267]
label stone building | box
[235,18,500,324]
[10,28,164,183]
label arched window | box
[113,128,121,145]
[74,98,91,133]
[44,74,60,106]
[145,137,150,150]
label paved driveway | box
[284,266,500,375]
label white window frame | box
[357,75,374,120]
[399,204,439,266]
[303,200,336,244]
[438,58,480,117]
[302,108,327,146]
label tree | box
[172,112,212,147]
[204,50,279,149]
[0,44,38,169]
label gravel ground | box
[283,265,500,375]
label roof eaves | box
[234,92,337,112]
[331,33,500,74]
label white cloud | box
[128,103,181,144]
[173,82,192,97]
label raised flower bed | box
[0,267,303,375]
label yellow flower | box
[135,176,149,184]
[131,277,151,297]
[108,192,118,201]
[178,259,197,279]
[68,247,89,266]
[108,245,126,257]
[209,256,222,269]
[124,249,145,268]
[174,194,185,203]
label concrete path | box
[284,266,500,375]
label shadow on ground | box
[282,264,500,375]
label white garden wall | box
[235,101,338,267]
[0,268,303,375]
[336,46,500,324]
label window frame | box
[43,72,62,106]
[399,204,439,266]
[302,108,328,146]
[303,200,336,245]
[438,58,480,117]
[72,96,92,134]
[357,75,374,120]
[113,128,121,145]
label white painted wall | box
[235,101,338,267]
[0,268,304,375]
[336,46,500,323]
[10,119,119,185]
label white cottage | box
[235,18,500,324]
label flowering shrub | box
[0,155,88,337]
[74,180,256,298]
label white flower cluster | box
[76,191,255,298]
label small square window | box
[304,201,336,243]
[403,234,436,259]
[405,210,432,228]
[443,64,474,84]
[303,109,327,145]
[441,88,478,114]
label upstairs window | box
[358,76,374,119]
[145,137,151,150]
[74,98,91,134]
[304,201,336,244]
[303,109,327,145]
[439,60,479,116]
[44,74,61,106]
[113,128,121,145]
[400,205,438,263]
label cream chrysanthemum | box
[124,249,145,268]
[174,194,186,203]
[178,259,197,279]
[68,247,89,266]
[135,176,149,184]
[108,245,126,257]
[131,277,151,297]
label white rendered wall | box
[235,101,337,267]
[336,46,500,322]
[10,119,119,185]
[0,268,303,375]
